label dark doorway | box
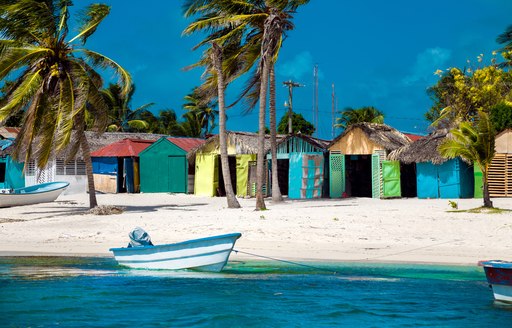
[276,159,289,196]
[217,155,237,196]
[345,155,372,197]
[400,163,417,197]
[0,162,5,183]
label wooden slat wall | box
[489,153,512,197]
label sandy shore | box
[0,192,511,265]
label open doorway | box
[276,159,289,196]
[217,155,237,196]
[345,155,372,197]
[400,163,417,197]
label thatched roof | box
[388,129,449,164]
[0,131,167,160]
[329,123,411,151]
[187,131,286,159]
[274,133,331,153]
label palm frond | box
[79,49,131,95]
[68,3,110,45]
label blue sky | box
[75,0,512,139]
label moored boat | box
[0,181,69,208]
[479,260,512,303]
[110,232,242,272]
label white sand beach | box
[0,192,511,265]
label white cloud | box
[278,51,317,81]
[402,47,452,86]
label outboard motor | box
[128,227,154,247]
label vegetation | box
[335,106,384,130]
[183,88,218,138]
[0,0,131,208]
[277,112,315,135]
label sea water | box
[1,257,511,327]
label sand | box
[0,192,511,265]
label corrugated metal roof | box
[404,133,424,142]
[0,127,20,139]
[91,138,156,157]
[167,137,206,152]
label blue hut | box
[390,129,474,199]
[269,134,330,199]
[0,139,25,191]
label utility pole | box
[332,83,335,139]
[283,80,303,134]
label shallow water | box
[1,257,511,327]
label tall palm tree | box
[183,0,309,209]
[211,42,240,208]
[183,88,218,138]
[335,106,385,130]
[438,111,495,208]
[497,24,512,67]
[102,83,154,132]
[0,0,131,208]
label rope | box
[233,249,338,274]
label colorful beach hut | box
[189,131,277,197]
[0,139,24,191]
[270,134,330,199]
[91,138,155,193]
[139,137,206,193]
[389,129,474,199]
[328,123,413,199]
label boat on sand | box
[0,181,69,208]
[110,232,242,272]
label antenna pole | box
[283,80,303,134]
[332,83,335,139]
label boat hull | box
[110,233,241,272]
[480,260,512,303]
[0,182,69,207]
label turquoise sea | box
[1,257,511,327]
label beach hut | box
[139,137,206,193]
[328,123,413,199]
[0,139,24,191]
[91,138,156,193]
[270,134,330,199]
[389,129,474,199]
[189,131,277,197]
[473,129,512,198]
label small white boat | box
[110,233,242,272]
[479,260,512,303]
[0,181,69,208]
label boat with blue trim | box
[0,181,69,207]
[479,260,512,303]
[110,232,242,272]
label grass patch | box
[448,207,512,214]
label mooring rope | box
[232,249,338,274]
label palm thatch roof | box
[0,131,168,160]
[274,133,331,153]
[329,123,411,151]
[388,129,449,164]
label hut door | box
[168,156,187,193]
[371,154,381,198]
[381,160,401,198]
[329,153,344,198]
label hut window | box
[25,160,36,176]
[76,160,86,175]
[56,159,86,175]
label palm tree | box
[0,0,131,208]
[335,106,385,130]
[497,24,512,67]
[438,111,495,208]
[183,0,309,209]
[102,83,154,132]
[183,88,218,137]
[211,42,240,208]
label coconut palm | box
[183,0,309,209]
[102,83,154,132]
[183,88,218,137]
[438,111,495,208]
[0,0,131,208]
[335,106,385,130]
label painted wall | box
[329,128,385,155]
[416,159,474,199]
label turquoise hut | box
[0,139,25,190]
[390,129,474,199]
[139,137,206,193]
[270,134,330,199]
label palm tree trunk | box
[269,64,283,202]
[255,54,269,210]
[211,43,240,209]
[80,130,98,209]
[482,167,493,208]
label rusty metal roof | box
[91,138,156,157]
[167,137,206,152]
[0,127,20,139]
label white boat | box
[110,233,242,272]
[479,260,512,303]
[0,181,69,207]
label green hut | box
[139,137,206,193]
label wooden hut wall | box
[194,154,218,196]
[288,153,324,199]
[416,159,473,199]
[139,138,188,193]
[0,156,24,190]
[92,157,119,193]
[236,154,256,197]
[489,130,512,197]
[329,128,384,155]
